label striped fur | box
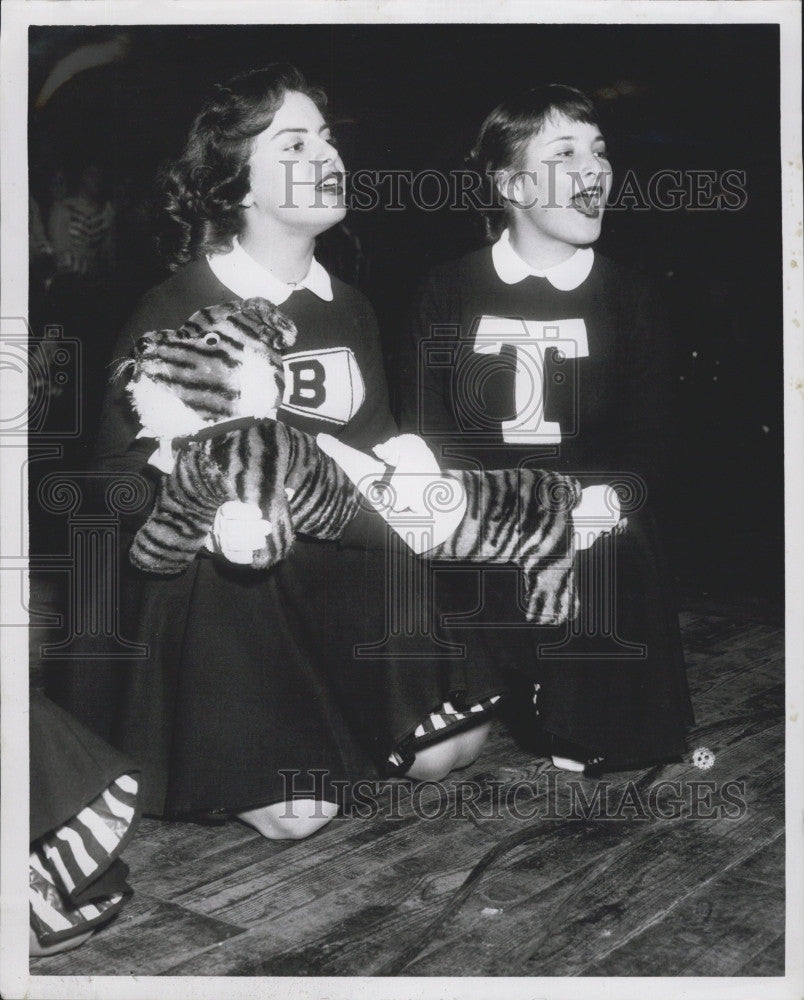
[126,297,296,430]
[127,298,581,623]
[430,468,581,623]
[126,297,363,575]
[129,419,362,574]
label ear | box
[240,297,298,351]
[494,168,528,207]
[184,301,241,331]
[240,192,255,208]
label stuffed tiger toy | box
[123,297,591,624]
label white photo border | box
[2,1,802,998]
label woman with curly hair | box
[53,64,506,841]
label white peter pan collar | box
[207,238,333,305]
[491,228,594,291]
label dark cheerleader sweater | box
[95,258,397,541]
[399,246,676,510]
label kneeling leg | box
[405,721,491,781]
[237,799,339,840]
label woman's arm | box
[335,292,398,451]
[331,290,401,549]
[398,268,460,442]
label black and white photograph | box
[1,1,802,997]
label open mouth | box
[315,171,345,197]
[129,355,165,384]
[570,185,604,218]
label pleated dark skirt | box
[29,692,141,946]
[50,535,508,818]
[431,509,694,768]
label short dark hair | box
[468,84,600,242]
[159,64,326,269]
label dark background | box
[27,23,784,606]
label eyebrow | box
[270,125,331,139]
[547,134,606,144]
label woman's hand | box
[372,434,442,514]
[571,484,622,551]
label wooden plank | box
[727,828,785,885]
[680,614,774,653]
[687,649,783,714]
[163,761,617,974]
[682,618,783,725]
[124,814,253,870]
[278,720,784,976]
[677,595,783,626]
[382,732,783,976]
[165,733,540,928]
[126,815,297,900]
[165,710,783,977]
[681,615,747,645]
[163,817,554,974]
[168,810,427,924]
[31,609,785,979]
[736,934,785,976]
[580,832,785,976]
[683,625,783,681]
[29,891,247,977]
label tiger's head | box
[123,297,296,438]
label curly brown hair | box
[159,64,326,270]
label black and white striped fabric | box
[387,695,501,770]
[29,773,138,947]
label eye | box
[286,139,305,152]
[204,332,220,347]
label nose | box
[135,335,153,354]
[579,152,600,179]
[316,135,339,164]
[583,151,610,183]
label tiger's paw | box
[210,501,273,565]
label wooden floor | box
[31,600,785,978]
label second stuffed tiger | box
[124,298,585,624]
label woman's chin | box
[295,203,348,232]
[568,211,604,243]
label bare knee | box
[237,799,338,840]
[405,722,491,781]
